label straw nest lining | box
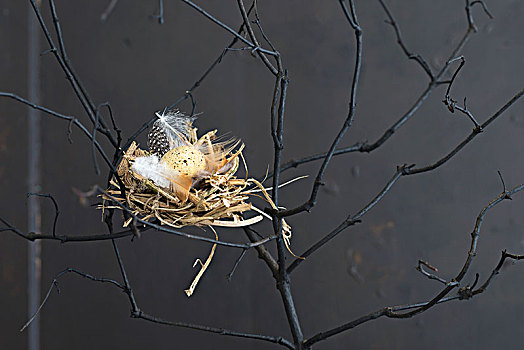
[102,140,264,229]
[100,127,297,296]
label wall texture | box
[1,1,523,349]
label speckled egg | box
[161,145,206,177]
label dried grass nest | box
[102,138,268,230]
[100,126,298,296]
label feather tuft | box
[131,155,175,188]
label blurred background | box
[1,0,523,349]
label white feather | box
[155,110,194,149]
[131,155,176,188]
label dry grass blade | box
[185,226,218,297]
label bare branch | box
[181,0,279,70]
[472,250,524,296]
[288,89,523,271]
[3,1,520,348]
[272,3,488,177]
[99,186,278,249]
[0,92,118,175]
[100,0,119,22]
[466,0,493,32]
[406,88,524,175]
[237,0,281,74]
[0,215,144,243]
[134,311,295,349]
[122,1,257,156]
[26,193,59,238]
[287,166,403,273]
[276,0,362,217]
[441,56,482,130]
[37,0,119,148]
[304,182,524,347]
[226,248,248,281]
[20,267,125,332]
[153,0,164,24]
[243,226,279,276]
[378,0,434,80]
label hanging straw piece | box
[185,226,218,297]
[247,179,303,259]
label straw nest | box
[100,126,297,296]
[101,137,265,230]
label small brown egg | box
[161,145,206,178]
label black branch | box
[304,182,524,347]
[2,0,522,349]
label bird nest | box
[102,139,265,229]
[99,112,297,296]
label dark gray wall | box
[1,1,523,349]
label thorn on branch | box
[418,260,438,272]
[226,248,247,281]
[152,0,165,24]
[497,170,512,200]
[344,217,362,226]
[40,48,56,56]
[416,259,449,285]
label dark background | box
[1,0,523,349]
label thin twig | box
[99,186,278,249]
[472,250,524,296]
[243,226,278,276]
[304,182,524,346]
[135,312,295,349]
[153,0,164,24]
[236,0,280,75]
[122,1,257,158]
[271,3,492,178]
[416,260,450,285]
[288,88,523,272]
[276,0,362,217]
[181,0,279,59]
[226,249,247,281]
[26,193,59,238]
[406,88,524,175]
[0,216,146,243]
[100,0,119,22]
[287,166,403,273]
[43,0,118,148]
[104,212,294,348]
[20,267,125,332]
[378,0,434,80]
